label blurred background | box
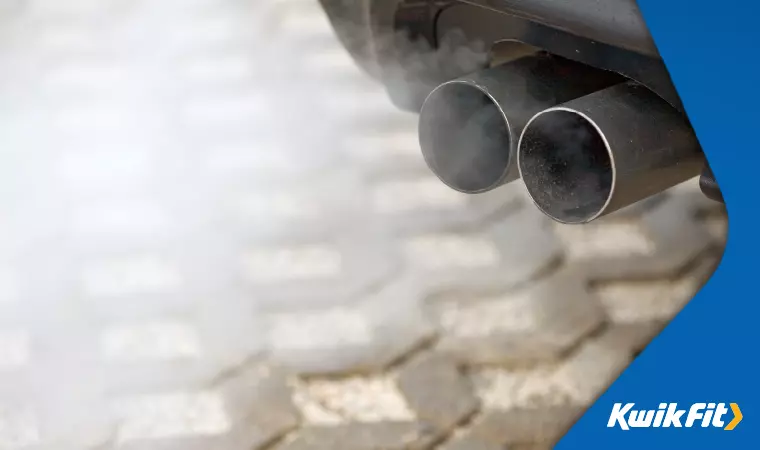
[0,0,726,449]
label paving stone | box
[238,230,398,309]
[701,210,729,245]
[262,281,434,375]
[191,298,266,373]
[397,354,479,431]
[473,366,575,412]
[7,378,118,450]
[438,433,506,450]
[72,362,290,449]
[98,362,225,399]
[550,337,631,405]
[471,333,631,411]
[206,170,368,241]
[277,422,438,450]
[114,430,282,450]
[214,362,300,447]
[403,208,563,295]
[109,391,239,449]
[554,220,657,261]
[367,174,524,235]
[72,252,207,322]
[578,194,713,280]
[109,362,298,450]
[469,406,583,446]
[594,322,666,356]
[592,253,720,324]
[693,198,729,246]
[100,320,202,363]
[432,267,604,366]
[293,375,415,425]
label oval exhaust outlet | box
[517,82,705,224]
[418,54,622,194]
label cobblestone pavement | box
[0,1,727,449]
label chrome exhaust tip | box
[418,54,622,194]
[518,82,705,224]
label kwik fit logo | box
[608,403,743,431]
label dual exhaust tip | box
[419,54,704,224]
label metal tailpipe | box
[418,54,622,193]
[518,82,705,224]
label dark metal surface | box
[459,0,658,57]
[518,82,705,224]
[418,54,622,193]
[435,5,682,110]
[366,0,681,116]
[369,0,454,111]
[319,0,383,80]
[700,165,725,203]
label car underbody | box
[320,0,724,220]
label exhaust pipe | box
[418,54,622,193]
[517,82,704,224]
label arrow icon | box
[724,403,742,430]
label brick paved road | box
[0,1,726,448]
